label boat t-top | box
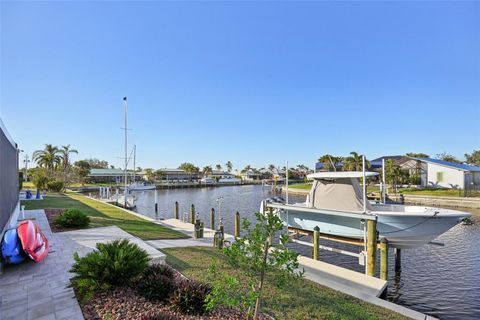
[262,171,470,249]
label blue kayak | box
[1,228,26,264]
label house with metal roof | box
[399,157,480,189]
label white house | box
[400,157,480,189]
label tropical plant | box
[405,152,429,158]
[154,169,165,181]
[202,166,213,177]
[74,160,91,185]
[267,164,276,172]
[241,165,252,173]
[83,158,109,169]
[56,209,90,228]
[206,212,302,319]
[385,159,409,192]
[32,144,62,173]
[60,144,78,171]
[70,239,149,302]
[465,150,480,166]
[215,164,222,171]
[144,168,155,182]
[179,162,199,173]
[342,152,367,171]
[171,279,211,315]
[32,168,49,190]
[46,180,64,192]
[225,161,233,172]
[318,154,343,171]
[137,268,175,301]
[436,152,461,163]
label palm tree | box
[144,168,155,182]
[241,165,252,173]
[268,164,276,172]
[343,152,368,171]
[225,161,233,172]
[33,144,62,173]
[202,166,213,177]
[154,169,164,181]
[318,154,342,171]
[215,164,222,171]
[60,144,78,171]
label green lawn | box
[163,247,408,320]
[289,183,312,190]
[21,192,188,240]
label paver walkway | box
[0,210,165,320]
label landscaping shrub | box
[56,208,90,228]
[137,264,175,302]
[142,263,175,279]
[47,180,64,192]
[137,273,174,302]
[170,279,211,315]
[70,239,149,302]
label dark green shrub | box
[137,273,174,302]
[142,263,175,279]
[170,280,211,315]
[56,209,90,228]
[70,239,149,302]
[47,180,64,192]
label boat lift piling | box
[234,211,241,238]
[190,204,196,224]
[210,208,215,230]
[174,201,179,219]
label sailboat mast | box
[133,145,136,182]
[362,155,366,213]
[123,97,128,208]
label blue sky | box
[1,1,479,170]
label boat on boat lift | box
[261,171,470,249]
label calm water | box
[112,185,478,319]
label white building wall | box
[426,163,465,189]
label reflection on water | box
[120,185,478,319]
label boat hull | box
[278,207,469,249]
[1,228,26,264]
[17,220,49,262]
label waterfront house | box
[88,168,143,183]
[399,157,480,190]
[155,168,200,182]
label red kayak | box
[17,220,49,263]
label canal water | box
[118,185,478,319]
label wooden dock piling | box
[380,238,388,280]
[210,208,215,230]
[174,201,179,219]
[366,219,377,277]
[190,204,195,224]
[234,211,240,238]
[313,226,320,260]
[394,248,402,273]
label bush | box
[142,263,175,279]
[170,280,211,315]
[47,180,64,192]
[56,209,90,228]
[70,239,149,302]
[137,273,174,302]
[137,264,175,301]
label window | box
[436,172,444,183]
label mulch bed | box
[78,269,269,320]
[81,286,254,320]
[44,208,83,232]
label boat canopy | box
[308,178,374,212]
[307,171,378,179]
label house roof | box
[411,157,480,172]
[89,168,126,176]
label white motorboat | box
[262,171,470,249]
[218,177,241,184]
[127,182,156,191]
[200,177,216,185]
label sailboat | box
[127,145,155,191]
[261,161,470,249]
